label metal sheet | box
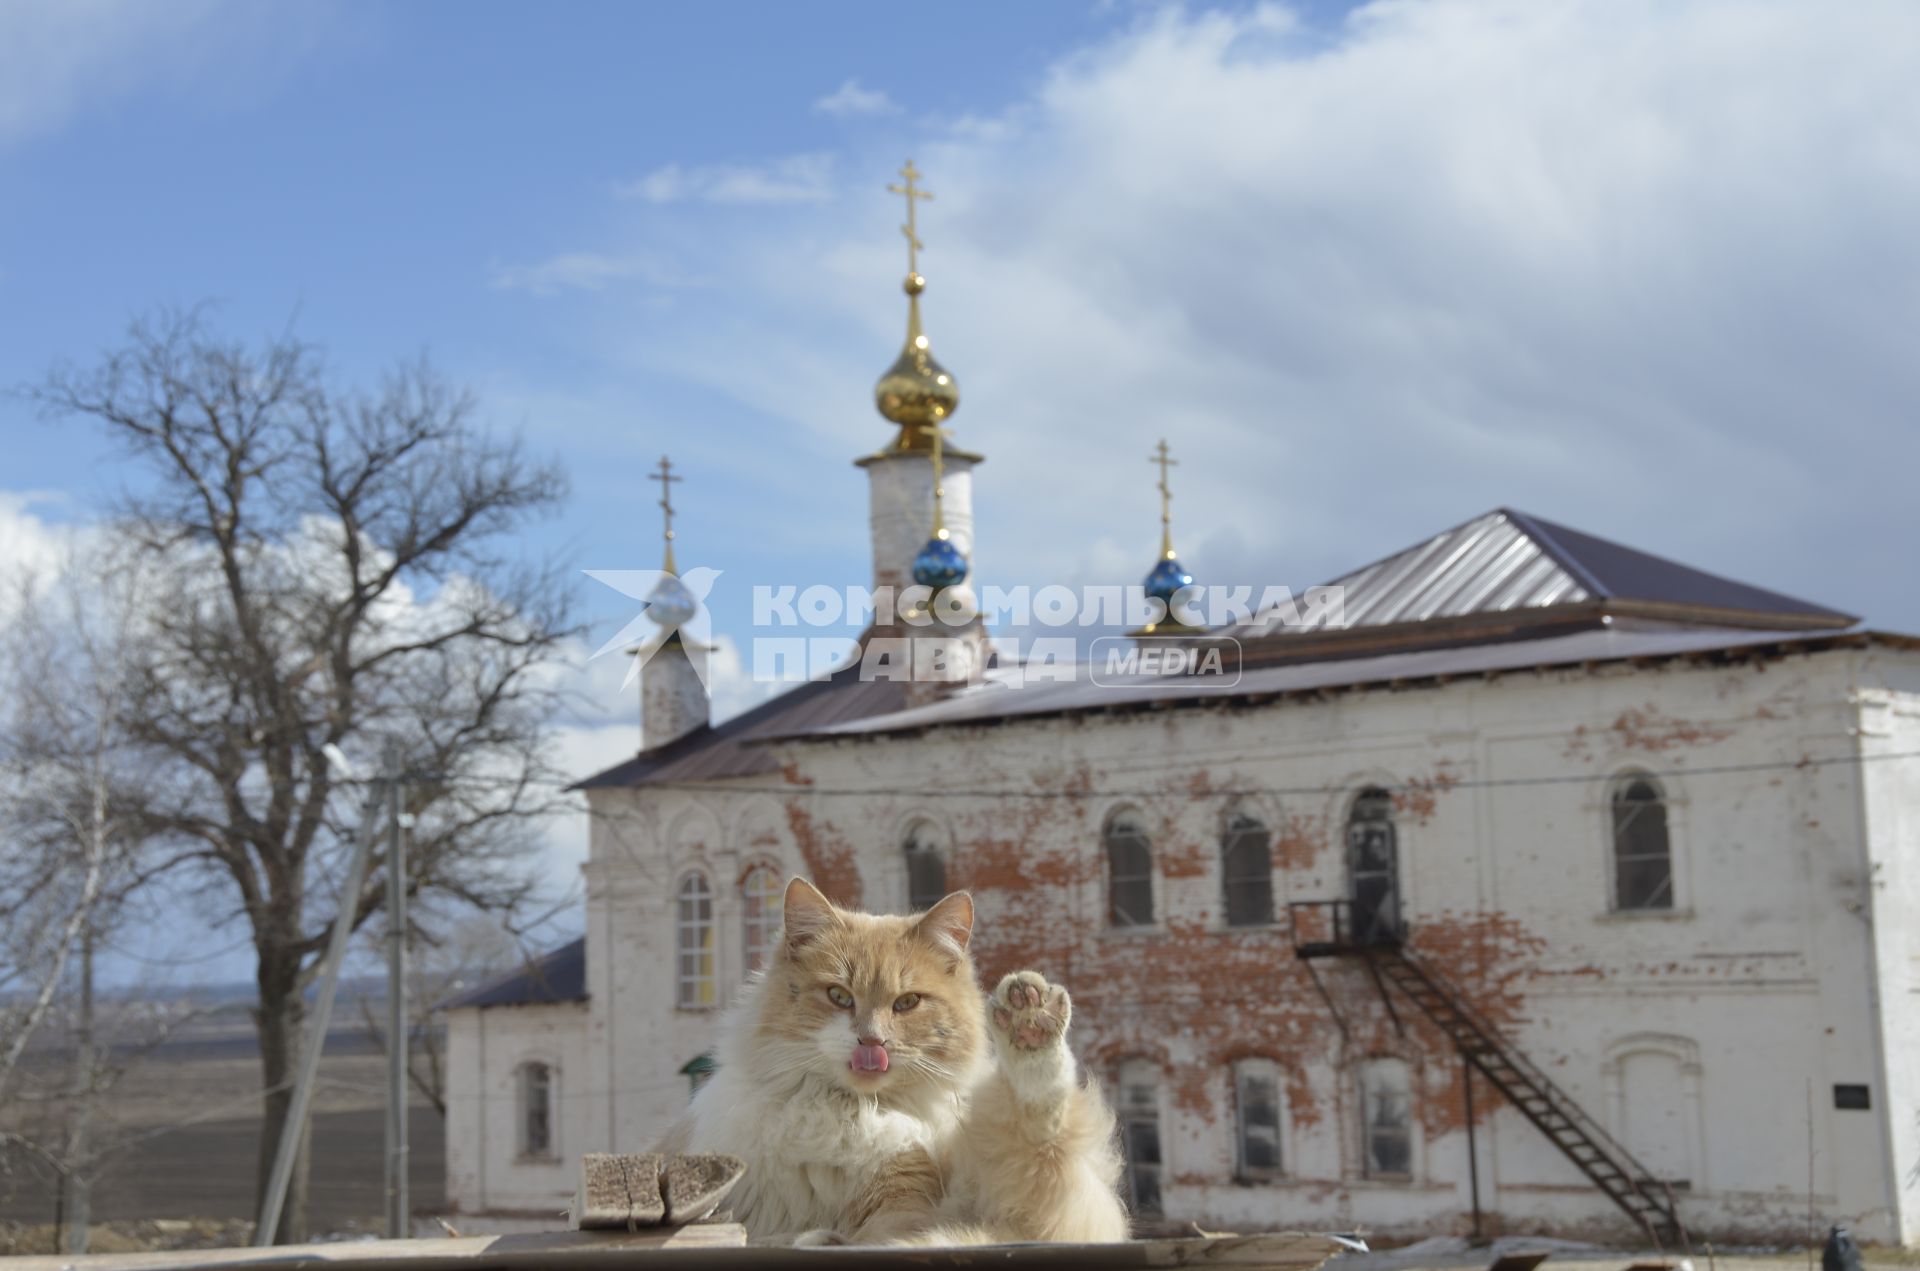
[444,938,586,1010]
[803,626,1879,740]
[1224,508,1850,640]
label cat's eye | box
[826,985,855,1009]
[893,993,921,1012]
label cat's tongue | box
[850,1043,890,1074]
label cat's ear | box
[781,877,839,952]
[914,891,974,961]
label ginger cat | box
[657,877,1128,1245]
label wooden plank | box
[573,1153,665,1229]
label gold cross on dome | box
[1150,439,1178,557]
[649,454,683,571]
[887,159,934,278]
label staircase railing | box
[1286,900,1684,1246]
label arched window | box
[741,865,783,974]
[517,1061,554,1158]
[1222,811,1274,927]
[1347,787,1401,945]
[1358,1057,1413,1178]
[1106,809,1154,927]
[1611,773,1673,911]
[1116,1059,1163,1214]
[675,873,716,1008]
[1233,1057,1283,1180]
[903,820,947,911]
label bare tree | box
[0,545,160,1252]
[26,309,574,1242]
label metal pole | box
[253,787,384,1247]
[1462,1048,1484,1242]
[385,773,409,1240]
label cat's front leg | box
[959,971,1130,1242]
[988,971,1079,1115]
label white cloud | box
[0,0,332,146]
[618,153,836,205]
[814,79,900,118]
[0,491,79,618]
[570,0,1920,631]
[489,250,697,296]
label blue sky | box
[4,0,1918,978]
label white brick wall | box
[449,638,1920,1243]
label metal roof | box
[799,626,1901,741]
[576,510,1861,783]
[1222,508,1853,640]
[442,938,587,1010]
[572,661,909,790]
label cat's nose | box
[857,1033,885,1047]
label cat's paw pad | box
[990,970,1071,1051]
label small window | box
[1834,1084,1871,1111]
[1612,774,1673,911]
[1106,809,1154,927]
[518,1061,554,1158]
[741,865,783,974]
[1116,1059,1163,1215]
[904,820,948,911]
[1223,812,1274,928]
[1234,1058,1283,1180]
[1359,1059,1413,1178]
[676,873,716,1008]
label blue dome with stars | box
[1143,555,1194,606]
[913,535,969,591]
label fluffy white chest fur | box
[681,1057,966,1238]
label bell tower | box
[856,160,990,683]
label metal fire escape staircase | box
[1289,901,1685,1247]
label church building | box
[442,166,1920,1247]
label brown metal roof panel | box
[573,669,908,790]
[800,625,1861,739]
[1221,507,1850,644]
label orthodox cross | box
[1150,439,1178,557]
[649,454,682,572]
[887,159,934,278]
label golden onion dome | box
[873,271,960,449]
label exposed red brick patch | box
[1273,812,1327,872]
[1160,835,1209,879]
[780,799,863,908]
[1610,705,1735,752]
[1394,763,1461,826]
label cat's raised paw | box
[990,970,1071,1051]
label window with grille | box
[1360,1058,1413,1178]
[1117,1059,1163,1214]
[1223,812,1274,927]
[1611,775,1673,911]
[675,873,716,1008]
[904,820,948,911]
[518,1061,554,1158]
[1106,810,1154,927]
[1234,1058,1283,1179]
[741,865,782,974]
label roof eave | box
[786,628,1906,744]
